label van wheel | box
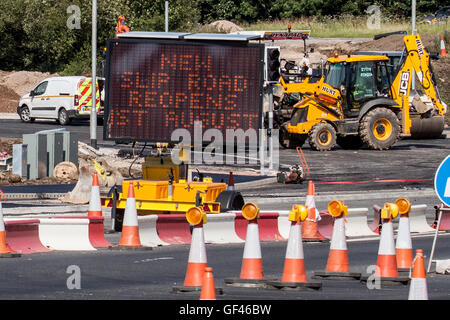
[19,106,35,123]
[57,108,71,125]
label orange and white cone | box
[281,211,306,283]
[314,201,361,280]
[0,202,11,254]
[302,181,325,241]
[240,219,264,280]
[227,172,235,191]
[408,249,428,300]
[326,211,349,273]
[224,203,269,288]
[88,171,102,217]
[118,182,142,247]
[200,267,216,300]
[376,215,398,278]
[440,35,447,56]
[396,213,413,271]
[265,205,322,290]
[183,223,208,287]
[0,201,19,257]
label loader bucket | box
[409,116,445,139]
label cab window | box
[324,62,345,89]
[33,81,48,96]
[375,62,390,95]
[351,61,375,101]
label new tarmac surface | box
[0,232,449,301]
[0,117,448,305]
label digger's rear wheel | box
[359,108,400,150]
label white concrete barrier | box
[409,204,434,233]
[203,212,244,244]
[138,215,168,247]
[38,218,96,251]
[277,211,291,239]
[345,208,378,238]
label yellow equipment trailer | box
[101,155,245,231]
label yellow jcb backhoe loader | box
[286,34,446,151]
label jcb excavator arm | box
[390,34,446,138]
[391,34,446,116]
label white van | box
[17,76,104,125]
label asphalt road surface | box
[0,118,449,308]
[1,233,449,301]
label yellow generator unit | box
[102,155,245,231]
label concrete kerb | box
[245,188,437,205]
[3,205,89,217]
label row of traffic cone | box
[89,170,429,299]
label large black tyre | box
[359,108,400,150]
[19,105,35,123]
[279,124,307,149]
[113,209,124,232]
[308,122,337,151]
[57,108,71,125]
[336,135,364,150]
[215,190,245,212]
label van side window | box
[33,81,48,96]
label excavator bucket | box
[408,94,445,139]
[410,116,445,139]
[59,158,124,204]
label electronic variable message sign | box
[104,34,264,143]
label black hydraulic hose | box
[128,142,147,178]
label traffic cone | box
[408,249,428,300]
[265,205,322,290]
[173,207,222,294]
[227,172,235,191]
[302,181,326,241]
[395,198,413,272]
[240,218,264,279]
[200,267,216,300]
[183,223,208,287]
[376,213,398,278]
[225,203,270,288]
[314,201,361,280]
[117,182,142,247]
[281,211,307,283]
[440,35,447,56]
[0,201,20,257]
[88,171,102,217]
[373,203,409,284]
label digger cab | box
[324,55,392,117]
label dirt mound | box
[0,137,22,155]
[0,70,59,113]
[0,85,21,113]
[206,20,244,33]
[354,33,442,53]
[0,71,58,97]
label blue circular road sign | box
[435,155,450,207]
